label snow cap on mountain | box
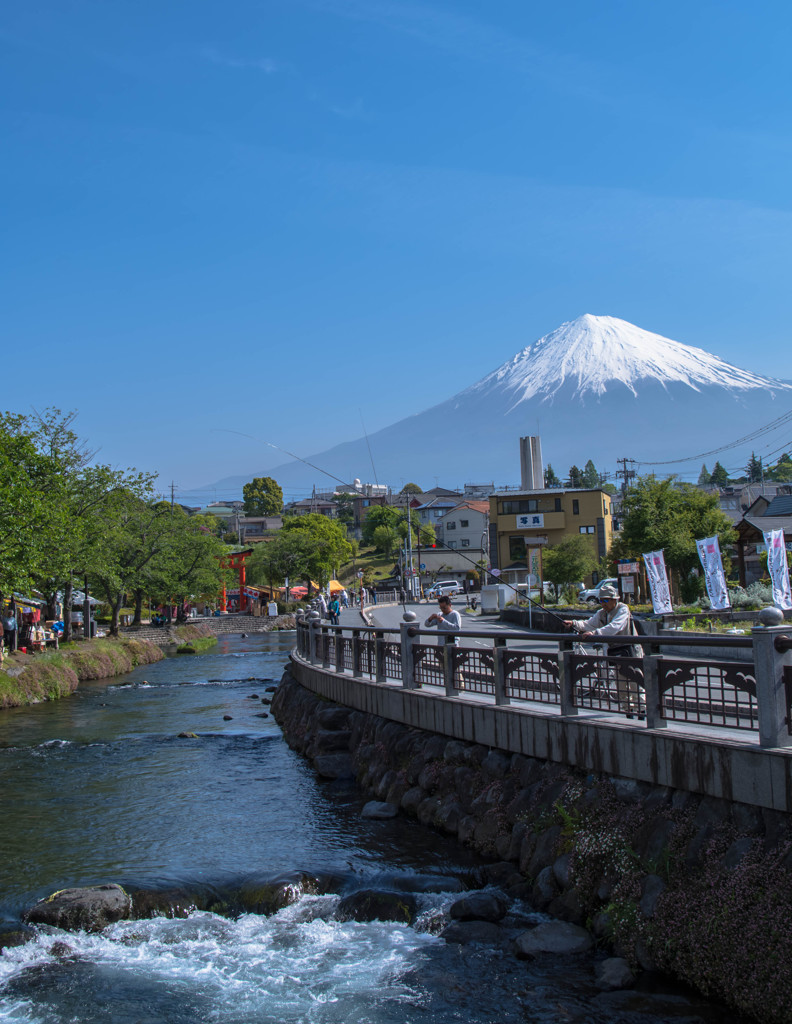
[470,314,788,405]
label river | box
[0,633,736,1023]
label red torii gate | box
[219,549,254,612]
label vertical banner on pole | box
[763,529,792,611]
[643,550,673,614]
[695,536,731,611]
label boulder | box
[514,921,593,957]
[440,920,503,945]
[722,837,755,870]
[481,750,511,780]
[313,753,355,779]
[24,884,132,933]
[449,891,509,922]
[317,706,351,730]
[311,729,352,753]
[237,872,321,915]
[177,732,198,739]
[400,786,425,815]
[526,825,562,878]
[336,889,417,925]
[361,800,399,819]
[532,866,559,908]
[388,874,465,894]
[595,957,636,991]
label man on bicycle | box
[563,585,644,718]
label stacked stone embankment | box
[272,665,792,1024]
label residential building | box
[489,486,615,586]
[237,516,283,545]
[734,492,792,585]
[438,500,489,552]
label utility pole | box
[615,457,637,498]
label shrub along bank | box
[0,637,164,709]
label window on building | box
[460,519,469,527]
[554,497,562,512]
[603,501,609,515]
[572,499,580,515]
[501,499,539,515]
[446,521,456,530]
[579,525,595,534]
[446,540,457,549]
[508,536,527,565]
[461,538,470,547]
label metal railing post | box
[308,612,321,665]
[335,626,344,674]
[400,614,418,689]
[752,621,792,749]
[493,637,509,705]
[352,629,362,677]
[642,654,667,729]
[321,625,331,669]
[558,638,577,716]
[443,642,458,696]
[374,630,387,682]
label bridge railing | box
[294,615,792,750]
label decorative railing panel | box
[383,641,402,680]
[571,653,644,717]
[359,637,376,678]
[504,651,560,705]
[659,659,758,731]
[413,643,445,687]
[453,648,494,694]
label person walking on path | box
[563,585,643,718]
[328,594,340,625]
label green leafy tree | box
[248,532,314,595]
[567,465,583,488]
[611,475,735,603]
[400,482,422,494]
[373,524,398,558]
[746,452,763,483]
[242,476,283,516]
[333,493,357,525]
[709,462,730,487]
[581,460,600,488]
[544,464,562,488]
[145,507,229,621]
[697,463,711,486]
[361,505,402,546]
[770,453,792,482]
[542,535,598,599]
[281,513,352,589]
[418,522,436,548]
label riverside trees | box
[247,513,352,594]
[0,410,229,636]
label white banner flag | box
[643,549,673,614]
[696,536,730,611]
[763,528,792,611]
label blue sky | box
[3,0,792,501]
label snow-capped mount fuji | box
[203,315,792,494]
[468,314,787,405]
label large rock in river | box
[514,920,593,956]
[24,884,132,933]
[335,889,417,925]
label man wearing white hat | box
[564,585,644,718]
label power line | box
[635,406,792,467]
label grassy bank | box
[0,637,165,709]
[173,622,219,655]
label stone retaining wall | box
[273,665,792,1024]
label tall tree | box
[567,465,583,488]
[242,477,283,516]
[544,464,562,488]
[400,482,422,494]
[281,514,352,589]
[746,452,763,483]
[697,463,711,486]
[709,462,730,487]
[543,535,598,599]
[611,475,735,602]
[770,453,792,482]
[581,459,600,488]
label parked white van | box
[425,580,463,599]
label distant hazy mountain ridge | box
[201,315,792,495]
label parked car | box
[426,580,463,599]
[578,577,620,604]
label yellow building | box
[488,488,614,586]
